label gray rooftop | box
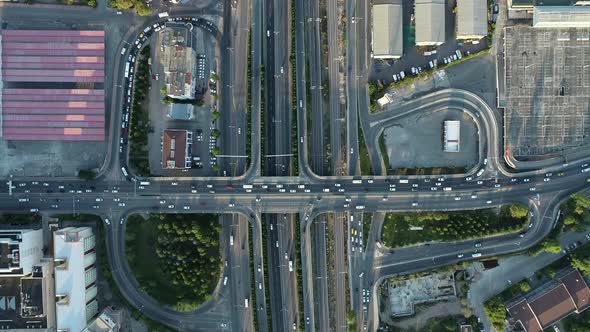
[534,6,590,28]
[457,0,488,38]
[415,0,446,45]
[503,26,590,157]
[371,3,403,59]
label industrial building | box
[506,269,590,332]
[371,3,403,59]
[0,229,43,276]
[1,89,105,141]
[443,120,460,152]
[0,229,55,330]
[415,0,446,46]
[503,26,590,157]
[533,6,590,28]
[0,30,105,141]
[162,23,196,100]
[456,0,488,39]
[54,227,98,332]
[162,129,193,169]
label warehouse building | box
[443,120,460,152]
[54,227,98,332]
[533,6,590,28]
[0,30,105,141]
[371,3,403,59]
[415,0,446,46]
[457,0,488,39]
[162,129,193,169]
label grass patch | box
[381,204,529,248]
[126,214,221,311]
[358,118,372,175]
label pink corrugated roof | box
[1,134,105,141]
[3,101,104,108]
[3,88,104,96]
[2,49,103,56]
[2,42,104,50]
[3,115,104,122]
[2,56,104,64]
[3,76,104,83]
[1,35,104,43]
[3,120,103,128]
[4,62,104,70]
[3,69,104,77]
[2,30,104,36]
[2,127,104,135]
[3,108,105,115]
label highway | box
[304,0,326,175]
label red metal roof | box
[0,30,106,141]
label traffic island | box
[125,213,222,312]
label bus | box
[158,12,169,18]
[124,62,130,78]
[121,167,129,177]
[139,181,150,186]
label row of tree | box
[128,46,152,176]
[382,204,529,247]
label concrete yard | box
[382,109,478,170]
[504,26,590,159]
[0,140,105,177]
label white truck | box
[158,12,169,18]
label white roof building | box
[443,120,461,152]
[415,0,446,46]
[0,229,43,276]
[371,3,403,59]
[457,0,488,39]
[54,227,98,332]
[533,6,590,28]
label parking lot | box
[370,0,488,86]
[382,108,478,171]
[504,27,590,159]
[144,19,220,177]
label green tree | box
[211,130,221,138]
[509,204,529,219]
[134,1,152,16]
[212,112,220,120]
[484,297,506,331]
[571,193,590,215]
[78,169,97,180]
[211,147,220,156]
[88,0,97,7]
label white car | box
[168,204,175,209]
